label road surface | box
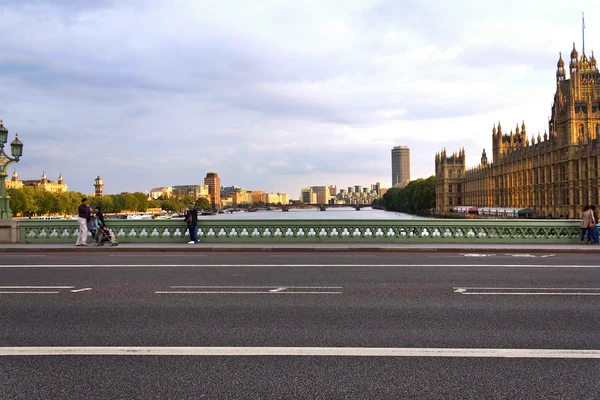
[1,252,599,399]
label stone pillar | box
[0,220,19,243]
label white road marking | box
[269,287,286,292]
[461,254,491,257]
[0,291,60,294]
[170,286,343,289]
[454,287,600,290]
[1,347,600,358]
[155,291,342,295]
[454,287,600,296]
[1,264,600,268]
[0,286,75,289]
[70,288,92,293]
[510,254,536,257]
[461,292,600,296]
[107,254,206,257]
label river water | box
[201,208,424,220]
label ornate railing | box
[17,219,582,244]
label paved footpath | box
[2,242,600,253]
[1,252,600,399]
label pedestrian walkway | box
[1,243,599,253]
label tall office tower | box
[204,172,221,209]
[391,146,410,188]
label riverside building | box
[436,43,600,219]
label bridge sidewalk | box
[0,243,598,253]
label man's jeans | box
[188,225,199,243]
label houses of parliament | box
[435,40,600,219]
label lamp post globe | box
[10,134,23,158]
[0,120,7,144]
[0,120,24,220]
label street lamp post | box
[0,120,24,220]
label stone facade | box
[436,44,600,219]
[7,171,68,193]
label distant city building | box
[301,187,318,203]
[248,190,266,204]
[435,42,600,219]
[231,189,249,206]
[173,185,209,201]
[221,186,242,198]
[94,176,104,197]
[328,185,337,197]
[204,172,221,209]
[310,186,330,204]
[7,171,68,193]
[265,193,289,205]
[392,146,410,188]
[5,170,22,190]
[335,183,381,205]
[150,185,209,201]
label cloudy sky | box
[0,0,596,197]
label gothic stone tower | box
[94,176,104,197]
[550,43,600,217]
[434,148,466,213]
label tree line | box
[6,186,213,217]
[373,176,436,215]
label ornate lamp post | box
[0,120,24,220]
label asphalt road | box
[1,252,600,399]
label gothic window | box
[596,124,600,141]
[579,125,585,145]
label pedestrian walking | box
[580,205,595,245]
[590,205,600,244]
[76,198,91,246]
[185,203,200,244]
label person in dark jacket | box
[590,205,599,244]
[185,203,200,244]
[95,206,105,226]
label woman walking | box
[580,205,595,244]
[185,203,200,244]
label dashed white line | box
[0,286,75,289]
[155,291,342,295]
[0,291,60,294]
[70,288,92,293]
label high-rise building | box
[435,41,600,219]
[204,172,221,209]
[391,146,410,188]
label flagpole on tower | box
[582,12,585,52]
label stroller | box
[94,219,119,246]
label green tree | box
[195,197,211,210]
[6,188,25,216]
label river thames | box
[200,208,423,220]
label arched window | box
[596,124,600,141]
[579,124,585,145]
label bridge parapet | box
[14,219,581,244]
